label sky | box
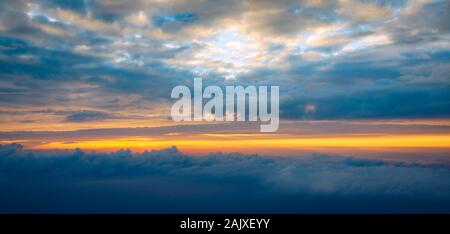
[0,0,449,155]
[1,0,450,213]
[0,0,449,156]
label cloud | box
[1,143,450,213]
[0,0,449,127]
[64,110,109,122]
[337,0,392,21]
[281,84,450,119]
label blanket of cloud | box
[1,143,450,213]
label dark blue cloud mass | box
[1,143,450,213]
[64,110,110,122]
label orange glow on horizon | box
[31,134,450,154]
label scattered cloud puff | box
[1,143,450,213]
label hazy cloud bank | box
[1,143,449,213]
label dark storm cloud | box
[281,85,450,120]
[279,46,450,119]
[0,36,97,79]
[0,34,193,108]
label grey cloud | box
[280,84,450,120]
[0,0,449,121]
[64,110,109,122]
[1,143,450,213]
[387,1,450,45]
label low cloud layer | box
[1,143,449,213]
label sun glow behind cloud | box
[1,119,449,157]
[28,133,450,156]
